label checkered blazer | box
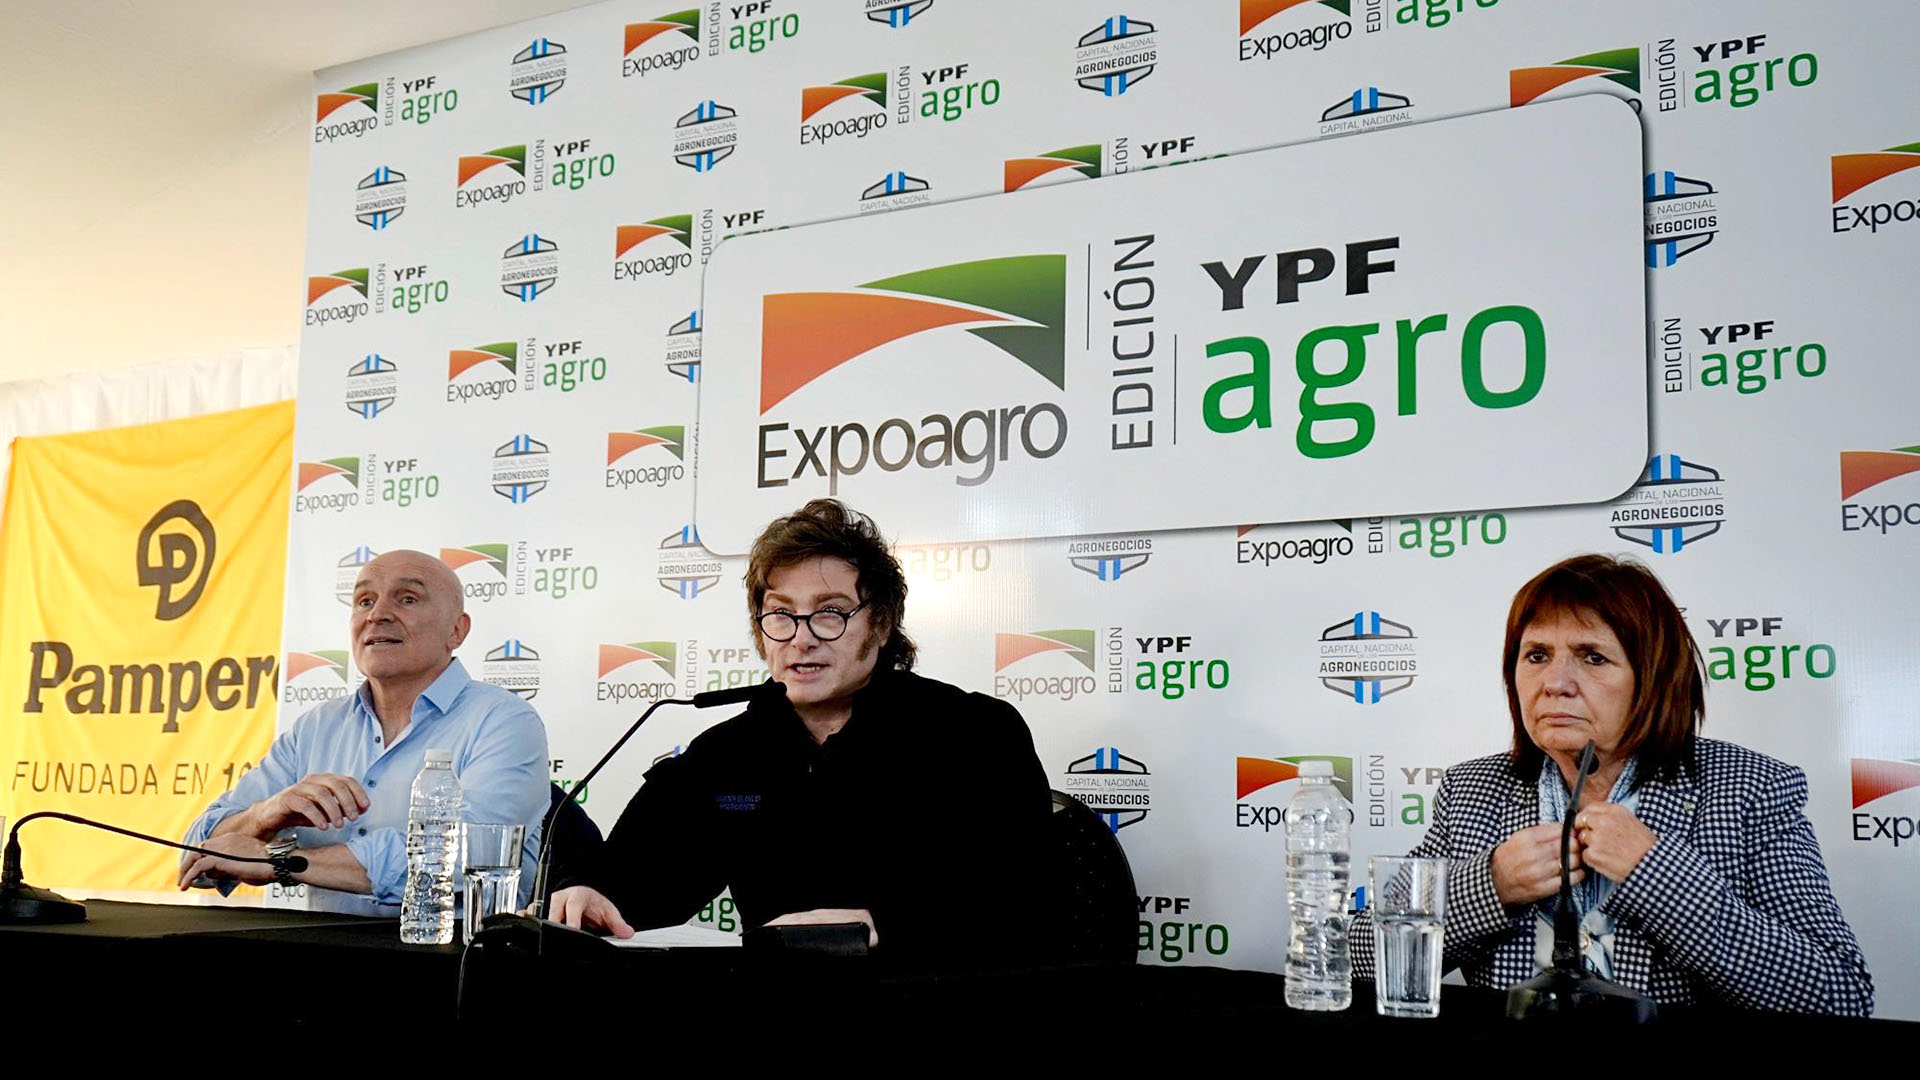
[1351,737,1874,1016]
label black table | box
[3,900,1911,1051]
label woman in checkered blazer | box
[1351,554,1872,1015]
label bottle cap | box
[1298,759,1334,778]
[423,748,454,764]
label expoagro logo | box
[754,255,1067,494]
[283,650,350,708]
[615,216,695,281]
[1005,144,1101,192]
[1851,757,1920,848]
[448,342,519,404]
[1831,141,1920,236]
[624,10,701,77]
[457,145,528,208]
[1840,444,1920,534]
[1074,15,1157,96]
[606,425,688,490]
[993,628,1096,702]
[799,72,888,145]
[315,83,379,142]
[1318,611,1417,704]
[1510,48,1638,108]
[1062,747,1152,831]
[441,543,511,602]
[1239,1,1351,61]
[597,641,678,703]
[295,457,361,515]
[345,355,398,419]
[354,167,406,230]
[306,269,370,327]
[1235,754,1353,832]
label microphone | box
[2,811,309,925]
[1506,739,1657,1022]
[525,679,778,920]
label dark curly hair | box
[744,499,916,671]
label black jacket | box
[572,669,1053,959]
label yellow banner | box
[0,401,291,891]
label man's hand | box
[536,886,635,938]
[764,908,879,948]
[227,774,370,838]
[1574,801,1658,883]
[1491,822,1584,906]
[177,834,275,890]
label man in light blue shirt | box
[177,549,548,916]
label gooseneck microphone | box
[1,811,309,925]
[526,680,779,920]
[1506,739,1657,1022]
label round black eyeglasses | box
[755,600,869,642]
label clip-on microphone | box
[1505,739,1658,1022]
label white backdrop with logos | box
[286,0,1920,1017]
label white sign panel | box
[695,95,1647,555]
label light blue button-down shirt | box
[184,658,548,916]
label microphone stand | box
[1506,740,1657,1022]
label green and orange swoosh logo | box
[626,10,699,53]
[1237,755,1354,799]
[1240,0,1350,36]
[760,254,1065,413]
[441,544,509,576]
[297,457,360,491]
[800,72,886,122]
[1841,445,1920,500]
[286,650,348,681]
[617,215,692,258]
[599,641,677,678]
[308,268,369,305]
[450,342,519,380]
[994,630,1095,672]
[458,145,527,186]
[1004,145,1102,192]
[1853,758,1920,808]
[1832,142,1920,202]
[608,426,685,464]
[316,83,378,122]
[1510,49,1639,107]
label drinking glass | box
[460,823,525,941]
[1370,855,1448,1017]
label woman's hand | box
[535,885,635,938]
[1574,801,1658,883]
[1492,822,1584,905]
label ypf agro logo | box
[483,640,541,699]
[1062,748,1152,831]
[1609,453,1726,553]
[284,650,350,707]
[354,167,406,230]
[1831,141,1920,236]
[1319,87,1413,137]
[315,83,379,143]
[296,457,361,515]
[307,268,369,327]
[1645,171,1722,267]
[344,355,398,419]
[1239,1,1353,63]
[598,641,679,703]
[1005,145,1100,192]
[1074,16,1157,96]
[994,629,1096,702]
[1851,757,1920,849]
[615,216,695,282]
[658,525,723,599]
[441,544,512,603]
[755,255,1067,496]
[1235,755,1353,832]
[334,545,377,604]
[457,146,528,209]
[1510,49,1639,109]
[1839,444,1920,535]
[624,10,702,78]
[1067,535,1152,581]
[491,435,551,503]
[1318,612,1417,704]
[859,170,931,215]
[666,311,703,382]
[799,72,888,146]
[500,235,559,301]
[674,101,739,171]
[869,0,932,26]
[448,342,519,405]
[607,426,687,491]
[509,38,567,104]
[137,501,216,621]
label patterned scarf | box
[1533,755,1640,977]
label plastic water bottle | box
[1284,759,1352,1010]
[400,748,461,945]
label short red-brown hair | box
[1503,554,1705,777]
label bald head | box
[349,549,471,689]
